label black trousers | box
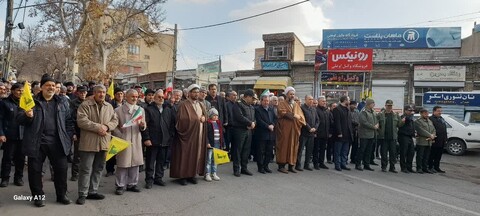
[356,138,374,167]
[256,140,274,170]
[1,140,25,181]
[297,136,314,168]
[313,138,327,165]
[380,139,397,170]
[231,128,251,172]
[28,144,68,198]
[106,155,116,173]
[145,146,168,183]
[416,145,431,171]
[398,135,415,171]
[428,146,444,170]
[224,127,231,152]
[327,138,335,162]
[71,140,80,177]
[371,139,381,162]
[350,131,359,162]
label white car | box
[414,114,480,156]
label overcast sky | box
[1,0,479,72]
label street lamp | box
[2,0,79,80]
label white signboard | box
[414,65,466,82]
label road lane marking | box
[333,171,480,216]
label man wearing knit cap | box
[275,86,306,174]
[170,84,207,185]
[16,74,75,207]
[377,99,404,173]
[355,98,378,171]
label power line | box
[400,11,480,27]
[178,0,310,31]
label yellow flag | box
[106,136,130,161]
[107,80,114,99]
[213,148,230,165]
[19,81,35,111]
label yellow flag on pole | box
[107,80,114,99]
[106,136,130,161]
[19,81,35,111]
[213,148,230,165]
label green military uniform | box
[377,100,404,172]
[356,103,378,170]
[414,116,436,173]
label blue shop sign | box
[424,92,480,106]
[323,27,461,49]
[261,61,290,71]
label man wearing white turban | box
[275,87,306,174]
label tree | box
[31,0,167,81]
[19,25,44,51]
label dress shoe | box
[145,182,153,189]
[241,169,253,176]
[258,169,266,174]
[264,167,272,173]
[127,185,141,192]
[314,165,320,170]
[115,187,125,195]
[56,196,72,205]
[319,164,329,169]
[13,179,24,186]
[105,172,114,177]
[295,166,304,171]
[381,168,387,172]
[417,169,424,174]
[177,179,188,185]
[370,162,379,166]
[70,175,78,181]
[428,168,437,173]
[233,171,241,177]
[424,169,433,174]
[304,166,313,171]
[389,169,398,173]
[34,200,45,207]
[407,168,416,173]
[277,168,288,174]
[86,193,105,200]
[364,166,374,171]
[288,167,297,173]
[154,179,166,186]
[435,168,446,173]
[76,196,86,205]
[335,167,342,171]
[0,179,8,187]
[187,177,198,184]
[341,166,351,171]
[401,169,409,174]
[355,165,363,171]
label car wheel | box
[446,139,466,156]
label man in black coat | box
[398,105,416,173]
[254,95,276,174]
[69,86,88,181]
[297,95,319,171]
[313,96,330,170]
[0,83,25,187]
[142,89,174,188]
[429,106,447,173]
[230,89,256,177]
[224,91,238,153]
[206,84,228,127]
[16,74,75,207]
[332,96,353,171]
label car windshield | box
[449,116,469,126]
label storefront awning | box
[230,76,260,85]
[217,78,231,84]
[254,76,292,90]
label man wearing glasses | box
[398,106,416,173]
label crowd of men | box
[0,74,449,208]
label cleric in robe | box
[170,84,207,185]
[275,86,306,174]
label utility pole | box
[2,0,14,80]
[172,24,178,89]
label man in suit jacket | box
[314,96,331,170]
[254,95,276,174]
[297,95,319,171]
[332,96,353,171]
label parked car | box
[414,114,480,156]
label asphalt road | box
[0,149,479,216]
